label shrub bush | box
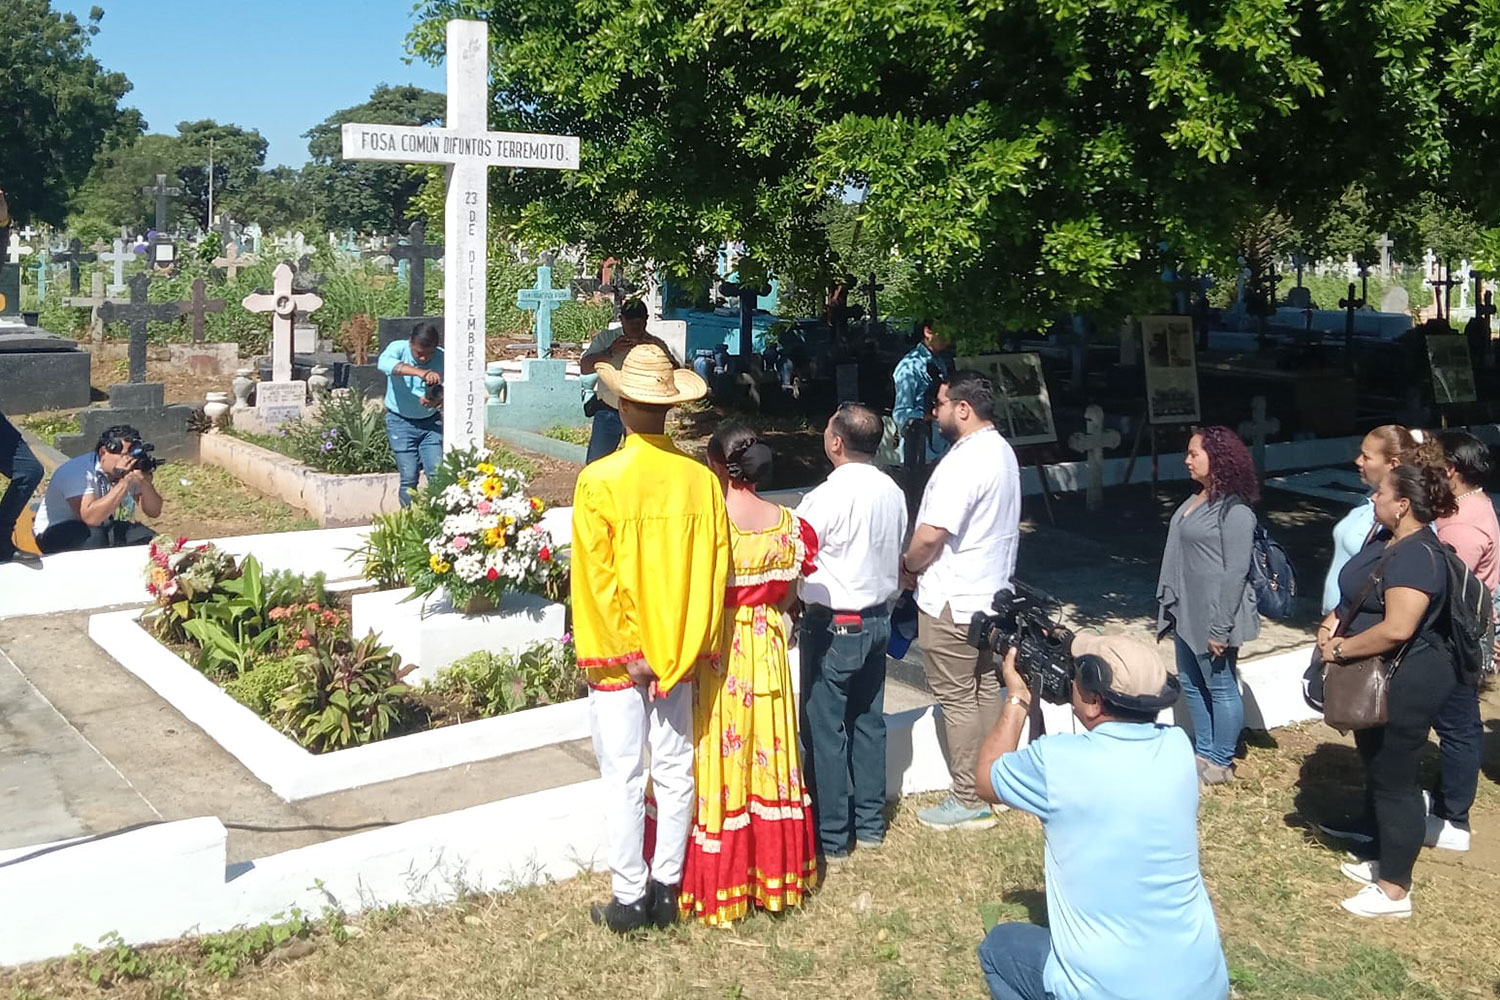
[275,390,395,474]
[274,632,415,752]
[224,655,303,716]
[431,637,580,717]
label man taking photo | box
[974,634,1229,1000]
[33,425,163,554]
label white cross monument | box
[339,18,579,450]
[243,263,324,425]
[100,239,133,297]
[5,233,34,266]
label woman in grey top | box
[1157,426,1260,784]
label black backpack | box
[1220,500,1298,619]
[1437,541,1495,684]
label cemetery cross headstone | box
[1067,405,1120,512]
[242,262,323,383]
[516,253,572,359]
[860,271,884,329]
[1430,262,1460,322]
[388,221,445,317]
[1339,282,1365,357]
[99,272,185,383]
[101,238,132,297]
[187,277,226,343]
[339,17,580,450]
[1376,233,1394,277]
[52,238,97,295]
[5,232,33,266]
[1238,395,1280,478]
[213,241,248,281]
[33,249,49,301]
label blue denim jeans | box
[1430,680,1482,825]
[1173,636,1244,768]
[978,922,1053,1000]
[799,606,890,855]
[586,406,623,464]
[0,413,44,559]
[384,410,442,507]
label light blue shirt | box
[989,723,1230,1000]
[892,343,952,461]
[1322,498,1376,614]
[377,339,444,420]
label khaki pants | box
[919,604,1001,809]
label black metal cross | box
[1339,282,1365,356]
[718,278,768,359]
[1429,261,1461,321]
[51,238,97,295]
[141,174,181,231]
[599,277,639,313]
[98,272,185,383]
[388,221,444,317]
[859,270,884,327]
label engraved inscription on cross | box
[339,17,580,450]
[99,272,186,383]
[388,221,444,317]
[517,253,572,358]
[243,263,323,383]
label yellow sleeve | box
[570,475,640,687]
[706,478,730,659]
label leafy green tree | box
[174,120,270,228]
[303,85,446,234]
[67,133,186,238]
[0,1,142,225]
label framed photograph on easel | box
[1426,334,1478,405]
[960,352,1058,446]
[1141,315,1201,424]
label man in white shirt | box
[900,370,1021,831]
[797,403,909,861]
[34,424,163,554]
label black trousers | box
[1353,642,1457,888]
[36,519,156,554]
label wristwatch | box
[1006,694,1031,710]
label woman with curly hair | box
[1156,426,1261,785]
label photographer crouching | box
[33,425,163,554]
[972,590,1229,1000]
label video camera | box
[966,582,1077,706]
[126,441,164,474]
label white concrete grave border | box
[0,641,1318,967]
[86,608,590,802]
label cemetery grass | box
[6,713,1497,1000]
[143,464,317,539]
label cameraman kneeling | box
[34,425,162,554]
[975,634,1229,1000]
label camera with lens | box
[966,582,1077,705]
[126,441,163,474]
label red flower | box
[539,546,551,562]
[175,536,188,548]
[293,638,311,650]
[486,567,499,581]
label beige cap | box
[1071,632,1172,702]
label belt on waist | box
[805,602,891,618]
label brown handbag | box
[1317,543,1411,734]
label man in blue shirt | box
[975,633,1229,1000]
[892,319,952,512]
[377,322,444,506]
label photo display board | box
[1141,315,1201,424]
[959,352,1058,446]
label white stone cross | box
[5,233,34,265]
[242,263,324,382]
[340,18,580,451]
[213,241,248,281]
[1067,404,1121,512]
[1237,395,1280,477]
[18,225,38,242]
[100,238,133,296]
[1375,233,1394,276]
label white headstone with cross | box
[1238,395,1280,477]
[242,263,323,425]
[340,18,580,450]
[101,239,133,296]
[6,233,33,266]
[1067,404,1121,512]
[1376,233,1394,276]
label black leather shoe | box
[648,880,680,929]
[590,895,649,934]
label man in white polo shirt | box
[797,402,908,861]
[901,370,1021,830]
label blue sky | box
[56,1,446,167]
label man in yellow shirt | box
[572,343,730,933]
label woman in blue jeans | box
[1156,426,1260,784]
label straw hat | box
[596,343,707,406]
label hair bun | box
[727,441,773,487]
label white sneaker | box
[1340,860,1378,885]
[1423,815,1471,851]
[1340,882,1411,919]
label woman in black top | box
[1315,463,1456,919]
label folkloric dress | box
[679,506,820,925]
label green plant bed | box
[542,424,591,447]
[229,391,397,475]
[143,537,577,754]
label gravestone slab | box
[1380,285,1411,314]
[0,321,93,414]
[255,381,306,425]
[54,383,195,461]
[294,324,318,354]
[485,358,582,434]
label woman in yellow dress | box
[679,425,820,925]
